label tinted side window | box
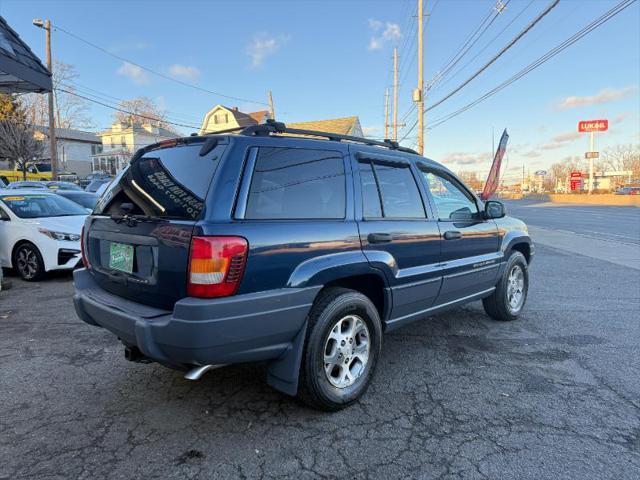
[244,147,345,219]
[422,170,478,220]
[359,162,382,218]
[359,161,425,219]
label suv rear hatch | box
[85,138,227,309]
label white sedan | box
[0,190,87,280]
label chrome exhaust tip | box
[184,364,225,381]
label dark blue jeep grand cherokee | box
[73,121,533,410]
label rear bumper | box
[73,268,320,369]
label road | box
[1,202,639,479]
[503,200,640,246]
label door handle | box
[368,232,393,244]
[443,230,462,240]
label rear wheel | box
[483,251,528,321]
[13,242,45,281]
[298,288,382,411]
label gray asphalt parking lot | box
[1,203,639,479]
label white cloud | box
[368,19,401,51]
[117,62,149,85]
[246,33,289,68]
[540,130,582,150]
[556,85,638,110]
[441,151,491,166]
[362,126,382,137]
[168,64,200,80]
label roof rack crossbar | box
[239,120,419,155]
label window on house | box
[359,161,425,219]
[121,137,126,147]
[224,114,229,123]
[244,147,346,219]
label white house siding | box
[58,140,96,176]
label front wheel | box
[298,288,382,411]
[13,242,45,281]
[483,251,528,321]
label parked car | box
[80,172,112,188]
[85,179,111,193]
[615,186,640,195]
[73,122,533,410]
[94,181,111,198]
[0,190,87,280]
[53,190,98,210]
[6,181,48,189]
[45,181,83,191]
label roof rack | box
[236,119,419,155]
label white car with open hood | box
[0,190,88,280]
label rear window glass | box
[95,143,225,219]
[244,147,346,219]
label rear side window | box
[244,147,345,219]
[95,143,225,219]
[359,161,425,219]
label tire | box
[13,242,45,281]
[483,251,528,321]
[298,287,383,411]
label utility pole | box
[393,47,399,141]
[384,88,390,139]
[268,90,276,120]
[417,0,425,155]
[33,18,57,180]
[588,131,594,194]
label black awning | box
[0,15,52,93]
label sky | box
[1,0,639,183]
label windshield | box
[33,163,52,172]
[9,182,47,189]
[47,182,82,191]
[0,194,88,218]
[61,193,97,209]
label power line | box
[428,0,506,91]
[400,0,636,142]
[59,81,202,124]
[426,0,636,129]
[426,0,560,113]
[55,87,201,131]
[52,24,269,106]
[436,0,535,91]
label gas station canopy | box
[0,15,51,93]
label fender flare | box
[267,250,390,396]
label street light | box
[32,18,58,180]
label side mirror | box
[484,200,505,219]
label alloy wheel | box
[323,314,370,388]
[16,246,39,280]
[506,264,525,312]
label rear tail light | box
[80,225,90,268]
[187,236,248,298]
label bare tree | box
[22,60,93,130]
[0,106,44,180]
[114,97,167,128]
[601,144,640,177]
